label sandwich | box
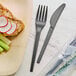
[0,4,24,37]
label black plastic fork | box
[30,5,48,72]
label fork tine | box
[44,6,48,22]
[36,5,40,21]
[42,6,45,21]
[39,5,43,21]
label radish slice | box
[0,22,12,33]
[6,22,17,35]
[0,16,8,27]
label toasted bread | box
[0,4,24,37]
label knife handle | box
[46,59,63,76]
[37,28,53,63]
[30,31,41,72]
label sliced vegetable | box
[6,22,17,35]
[0,34,11,45]
[0,22,12,33]
[0,40,9,51]
[0,16,8,27]
[0,47,4,52]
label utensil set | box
[30,3,66,72]
[46,37,76,76]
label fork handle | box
[30,31,41,72]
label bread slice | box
[0,4,24,37]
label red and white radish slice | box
[6,22,17,35]
[0,22,12,33]
[0,16,8,27]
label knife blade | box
[37,3,66,63]
[46,38,76,76]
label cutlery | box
[54,55,76,76]
[46,37,76,76]
[30,5,48,72]
[37,3,66,63]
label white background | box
[16,0,76,76]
